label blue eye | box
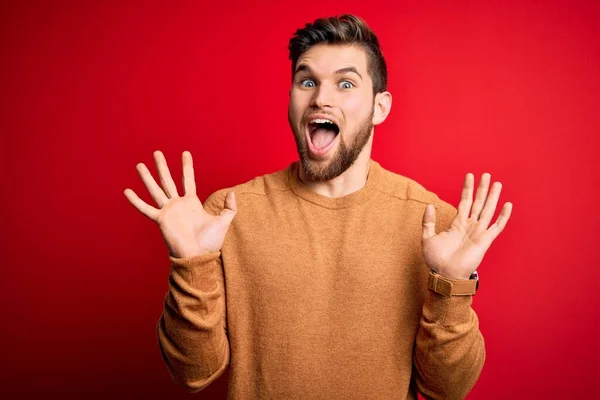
[339,81,354,89]
[301,79,316,88]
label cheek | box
[289,90,310,114]
[288,100,302,124]
[342,95,372,127]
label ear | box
[372,91,392,126]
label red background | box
[2,0,599,398]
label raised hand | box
[123,150,236,258]
[421,173,513,280]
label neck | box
[298,137,373,199]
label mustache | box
[300,110,339,125]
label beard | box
[288,107,374,182]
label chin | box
[300,143,356,182]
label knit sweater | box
[157,159,485,400]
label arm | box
[157,251,229,392]
[124,151,236,392]
[156,189,233,392]
[414,172,512,399]
[413,199,485,399]
[413,287,485,399]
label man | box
[124,14,512,400]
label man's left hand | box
[422,173,513,280]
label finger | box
[123,188,160,220]
[219,192,237,225]
[484,202,513,245]
[457,173,474,221]
[154,150,180,199]
[181,151,197,196]
[136,163,169,207]
[421,204,436,240]
[479,181,502,228]
[470,173,491,220]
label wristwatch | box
[428,269,479,296]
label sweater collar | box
[287,159,383,209]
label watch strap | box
[428,269,478,296]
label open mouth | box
[307,118,340,151]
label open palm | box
[422,173,513,280]
[123,150,236,258]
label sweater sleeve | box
[156,191,230,392]
[412,198,486,400]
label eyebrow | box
[294,65,363,81]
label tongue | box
[311,128,336,150]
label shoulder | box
[373,161,457,230]
[202,164,291,215]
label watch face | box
[469,271,479,291]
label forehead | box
[295,44,370,77]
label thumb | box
[422,204,437,240]
[219,191,237,225]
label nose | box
[310,83,335,109]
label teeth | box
[309,118,335,125]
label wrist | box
[429,266,475,280]
[439,272,471,281]
[169,245,212,259]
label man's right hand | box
[123,150,236,258]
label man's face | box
[288,44,375,182]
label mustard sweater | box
[157,160,485,400]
